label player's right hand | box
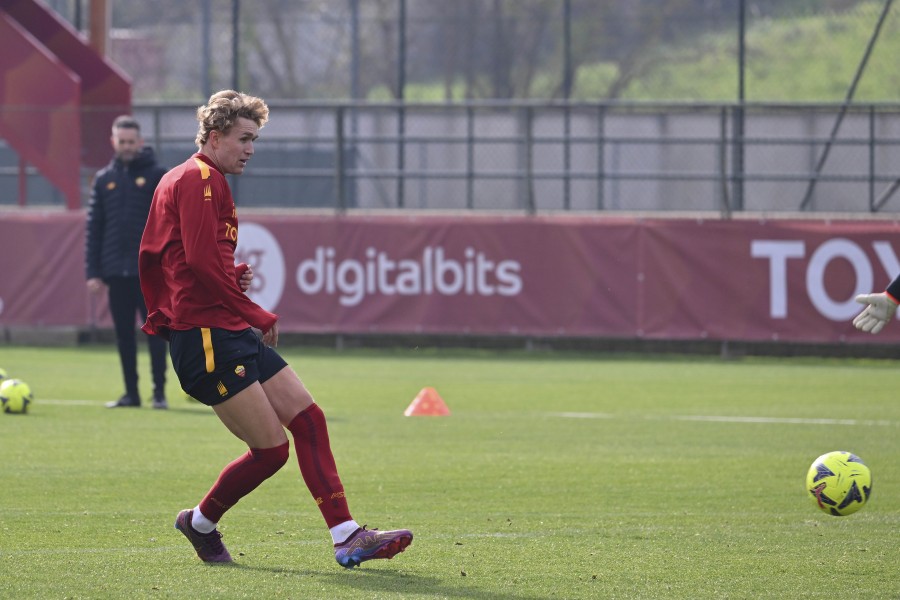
[852,292,898,334]
[235,262,253,292]
[237,263,253,292]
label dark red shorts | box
[169,327,287,406]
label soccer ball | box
[0,378,33,414]
[806,451,872,516]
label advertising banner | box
[3,211,900,344]
[0,211,97,327]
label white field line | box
[37,399,106,406]
[38,402,897,427]
[551,412,616,419]
[548,411,896,427]
[671,414,895,427]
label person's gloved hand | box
[852,292,898,334]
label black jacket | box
[85,147,166,281]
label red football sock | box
[198,442,289,523]
[287,404,353,528]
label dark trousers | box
[107,276,167,399]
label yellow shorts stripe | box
[201,328,215,373]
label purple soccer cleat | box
[334,525,413,568]
[174,509,233,563]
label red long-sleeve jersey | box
[139,153,277,339]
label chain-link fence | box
[42,0,900,104]
[121,100,900,214]
[4,99,900,212]
[7,1,899,213]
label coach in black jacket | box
[86,115,168,409]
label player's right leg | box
[175,383,289,563]
[168,328,290,563]
[174,508,232,563]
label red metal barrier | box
[2,0,131,170]
[0,12,81,209]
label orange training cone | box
[404,387,450,416]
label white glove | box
[852,292,898,334]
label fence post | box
[719,107,731,217]
[466,105,475,209]
[18,157,27,207]
[564,104,571,210]
[336,105,346,212]
[397,0,406,208]
[869,105,876,212]
[152,105,162,159]
[732,104,745,211]
[525,106,535,214]
[597,105,605,210]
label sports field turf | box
[1,345,899,599]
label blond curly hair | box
[195,90,269,147]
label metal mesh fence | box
[38,0,900,104]
[126,101,900,214]
[7,1,899,212]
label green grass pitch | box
[1,345,899,599]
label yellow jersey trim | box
[193,158,211,180]
[201,328,215,373]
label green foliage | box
[1,346,899,598]
[378,1,900,102]
[619,1,900,101]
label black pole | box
[348,0,360,209]
[202,0,211,98]
[562,0,572,99]
[231,0,240,91]
[350,0,360,104]
[73,0,82,32]
[397,0,406,208]
[398,0,406,99]
[733,0,746,211]
[230,0,240,200]
[738,0,745,106]
[336,106,346,211]
[563,0,572,210]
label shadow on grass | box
[226,562,544,600]
[163,406,215,416]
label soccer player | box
[853,278,900,334]
[138,90,412,567]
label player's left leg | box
[261,365,413,568]
[261,367,351,528]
